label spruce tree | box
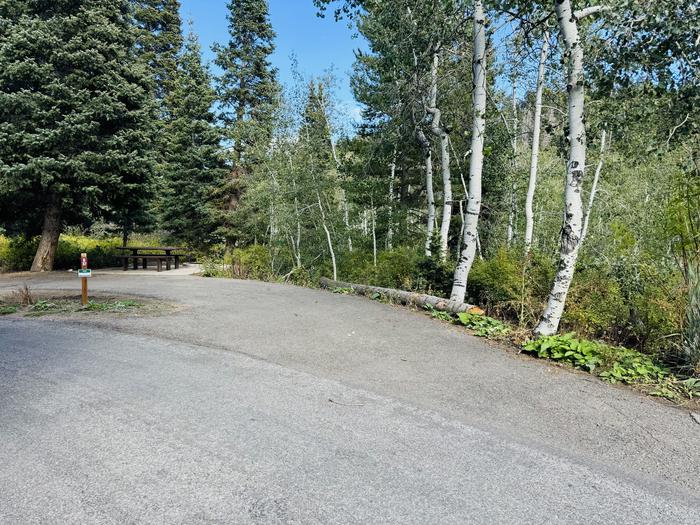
[212,0,279,245]
[0,0,156,271]
[160,30,227,248]
[132,0,183,102]
[213,0,279,160]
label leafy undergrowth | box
[424,305,511,338]
[420,304,700,403]
[326,283,699,403]
[456,312,510,337]
[523,334,700,402]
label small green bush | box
[523,333,668,382]
[338,247,454,296]
[0,305,18,315]
[228,244,272,281]
[467,248,552,323]
[456,311,510,337]
[0,234,123,272]
[683,262,700,374]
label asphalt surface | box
[1,269,699,524]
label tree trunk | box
[31,199,62,272]
[524,33,549,255]
[450,0,487,303]
[535,1,588,336]
[371,203,377,267]
[387,149,397,250]
[580,129,607,245]
[426,48,452,261]
[320,277,475,313]
[506,80,518,246]
[457,199,465,259]
[317,191,337,280]
[342,192,353,252]
[416,128,436,256]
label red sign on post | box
[81,254,88,270]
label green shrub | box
[228,244,272,281]
[562,266,627,341]
[684,262,700,374]
[456,311,510,337]
[467,248,552,323]
[0,234,123,272]
[581,258,686,356]
[338,246,455,296]
[523,333,669,383]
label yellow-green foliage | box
[467,248,553,324]
[228,244,272,280]
[339,247,453,295]
[465,248,685,356]
[0,234,122,272]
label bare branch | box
[574,6,610,20]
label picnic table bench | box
[116,246,188,272]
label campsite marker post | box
[78,252,91,305]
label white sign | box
[77,269,92,278]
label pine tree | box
[213,0,279,163]
[132,0,183,101]
[0,0,156,271]
[212,0,279,245]
[160,30,227,248]
[131,0,183,240]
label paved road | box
[1,270,699,524]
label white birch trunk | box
[289,157,302,268]
[387,151,396,250]
[371,203,377,267]
[457,199,465,259]
[450,0,487,302]
[535,1,589,336]
[426,49,452,261]
[317,191,337,281]
[416,128,436,256]
[343,193,353,252]
[506,81,518,246]
[580,129,607,245]
[524,32,549,255]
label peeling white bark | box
[416,128,436,256]
[371,202,377,267]
[342,192,352,252]
[535,1,594,336]
[426,48,453,261]
[580,129,607,245]
[524,32,549,255]
[506,80,518,246]
[450,0,487,303]
[317,191,337,281]
[387,150,397,250]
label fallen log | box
[319,277,482,315]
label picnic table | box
[116,246,187,272]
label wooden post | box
[80,252,88,306]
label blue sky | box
[179,0,367,123]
